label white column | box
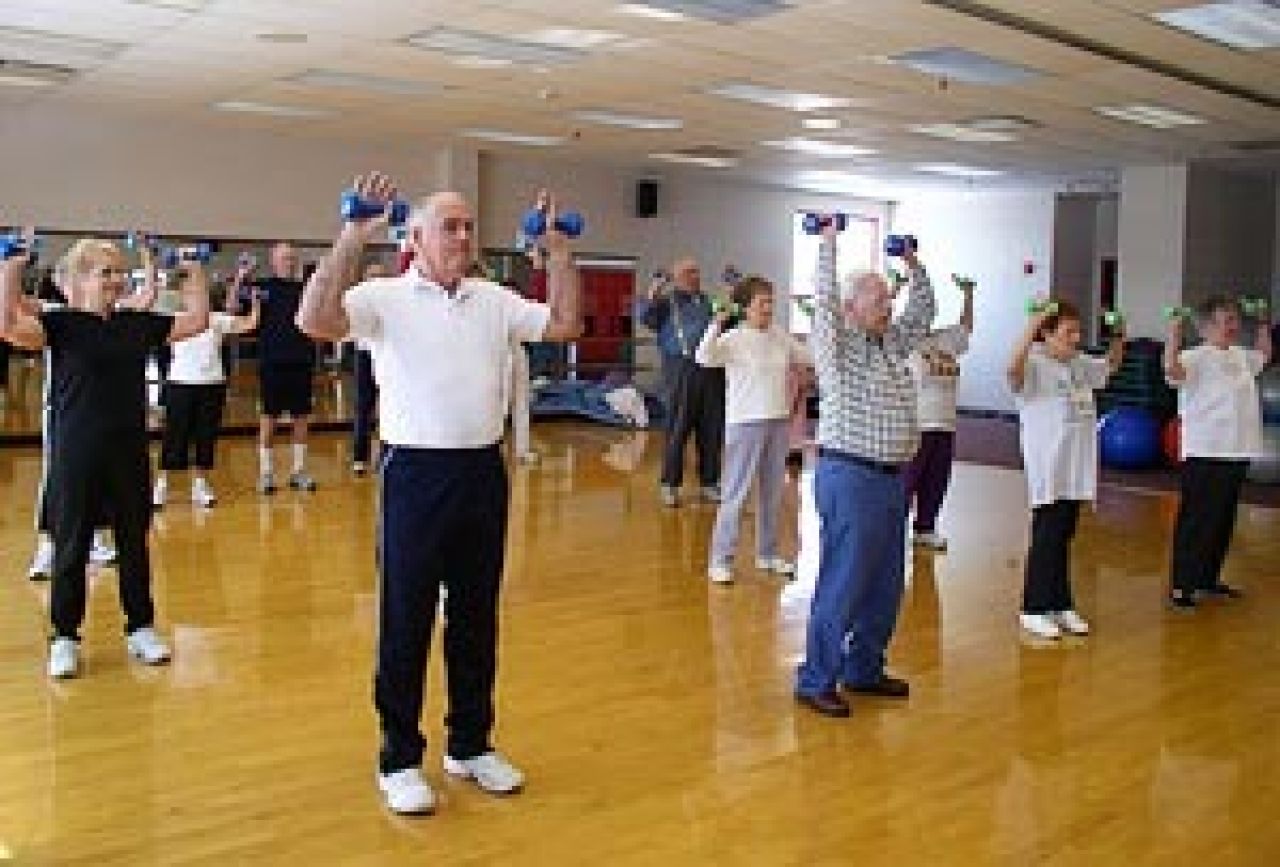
[1117,165,1187,339]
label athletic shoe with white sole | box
[708,564,734,585]
[48,637,80,679]
[191,478,217,508]
[443,752,524,795]
[1019,613,1061,640]
[28,540,53,581]
[125,628,172,665]
[377,768,437,815]
[756,556,796,578]
[1053,610,1090,636]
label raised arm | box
[117,242,159,311]
[639,275,672,332]
[1007,312,1046,393]
[894,249,938,349]
[166,256,210,343]
[1163,317,1187,384]
[0,254,47,350]
[539,194,583,342]
[959,280,975,334]
[229,290,261,335]
[296,173,396,342]
[1256,312,1273,367]
[1105,328,1125,375]
[694,312,733,367]
[812,222,851,356]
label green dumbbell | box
[951,274,976,291]
[794,297,816,317]
[1103,310,1126,328]
[887,268,908,288]
[1163,305,1194,321]
[711,296,741,317]
[1240,297,1270,317]
[1026,298,1059,316]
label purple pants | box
[902,430,955,534]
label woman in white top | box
[696,276,811,584]
[1164,296,1272,609]
[1007,299,1124,639]
[154,290,259,507]
[903,278,975,551]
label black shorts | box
[259,363,314,417]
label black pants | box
[160,383,227,471]
[1023,499,1082,614]
[659,356,725,488]
[48,437,155,639]
[0,338,10,391]
[352,349,378,464]
[376,444,508,773]
[1169,458,1248,594]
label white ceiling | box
[2,0,1278,191]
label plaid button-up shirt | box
[812,236,937,465]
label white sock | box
[92,530,108,549]
[291,444,307,474]
[258,447,273,476]
[156,472,168,487]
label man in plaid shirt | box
[796,220,936,717]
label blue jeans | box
[796,453,907,696]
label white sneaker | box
[443,752,525,795]
[28,541,54,581]
[288,471,317,492]
[517,450,539,465]
[48,637,80,679]
[660,486,680,508]
[377,768,437,815]
[152,477,168,508]
[1054,610,1090,636]
[912,532,948,552]
[89,536,117,566]
[191,478,217,508]
[756,556,796,578]
[257,472,278,495]
[125,627,172,665]
[352,461,368,476]
[708,564,734,585]
[699,486,722,504]
[1019,613,1062,640]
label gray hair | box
[408,191,467,231]
[840,269,885,303]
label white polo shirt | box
[168,313,237,385]
[343,269,550,449]
[908,324,970,432]
[1174,344,1266,460]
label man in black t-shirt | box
[230,242,318,494]
[0,237,209,680]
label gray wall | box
[1183,163,1276,305]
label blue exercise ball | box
[1098,407,1162,470]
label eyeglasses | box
[440,218,475,235]
[92,267,131,279]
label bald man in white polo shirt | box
[297,173,582,816]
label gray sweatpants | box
[708,418,791,567]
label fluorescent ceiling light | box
[618,0,791,23]
[521,28,645,50]
[0,61,73,87]
[649,152,738,168]
[406,27,583,66]
[573,109,683,130]
[288,69,441,96]
[706,81,861,112]
[1154,2,1280,50]
[212,100,334,119]
[451,55,513,69]
[891,47,1043,85]
[910,123,1019,143]
[1094,104,1206,128]
[795,170,891,196]
[256,33,309,44]
[125,0,208,9]
[615,3,689,22]
[461,129,565,146]
[761,137,876,157]
[803,117,842,131]
[916,163,1005,178]
[0,26,126,67]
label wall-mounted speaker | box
[635,179,659,218]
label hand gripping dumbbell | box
[1026,298,1059,316]
[1103,310,1126,330]
[793,297,816,317]
[885,234,918,257]
[520,207,585,240]
[1240,297,1270,318]
[1163,305,1194,322]
[123,231,160,254]
[952,274,976,291]
[802,213,847,235]
[710,296,742,318]
[1,233,38,260]
[340,190,410,227]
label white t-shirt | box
[343,271,550,449]
[695,324,810,425]
[1174,344,1266,460]
[1013,347,1112,508]
[908,324,970,431]
[167,313,237,385]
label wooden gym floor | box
[0,424,1276,866]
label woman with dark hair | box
[1007,299,1124,640]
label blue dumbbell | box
[340,190,409,227]
[0,232,40,260]
[159,243,213,269]
[124,231,159,253]
[802,213,848,235]
[521,208,585,239]
[885,234,918,257]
